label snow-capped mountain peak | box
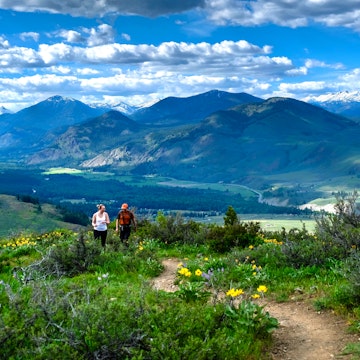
[306,90,360,104]
[0,105,12,114]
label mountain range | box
[1,90,359,190]
[307,91,360,122]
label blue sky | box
[1,0,360,111]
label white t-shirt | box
[94,212,107,231]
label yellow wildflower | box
[257,285,268,293]
[195,269,202,276]
[226,288,244,297]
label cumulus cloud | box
[121,33,131,41]
[0,0,359,33]
[0,0,206,18]
[0,35,10,49]
[19,32,40,42]
[56,25,114,46]
[84,24,115,46]
[279,81,327,92]
[77,68,100,75]
[1,39,276,71]
[206,0,360,32]
[57,30,85,44]
[305,59,344,69]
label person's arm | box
[132,213,137,229]
[115,217,119,232]
[105,212,110,224]
[92,213,96,227]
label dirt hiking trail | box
[151,258,359,360]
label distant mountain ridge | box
[1,90,360,190]
[26,95,360,188]
[130,90,263,126]
[307,91,360,121]
[0,95,108,155]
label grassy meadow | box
[1,195,360,359]
[0,194,83,237]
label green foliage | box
[206,221,262,253]
[224,205,239,226]
[224,300,278,337]
[315,191,360,260]
[56,204,89,226]
[176,281,211,303]
[0,272,276,360]
[20,231,102,278]
[3,198,360,359]
[142,211,206,246]
[342,251,360,297]
[17,194,40,204]
[279,226,332,268]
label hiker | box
[92,204,110,249]
[115,203,137,246]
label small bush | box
[141,212,206,246]
[206,222,262,253]
[19,232,101,279]
[315,191,360,260]
[277,226,334,268]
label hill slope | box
[0,194,84,237]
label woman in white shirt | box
[92,204,110,249]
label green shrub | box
[277,226,335,268]
[0,275,277,360]
[315,191,360,260]
[206,222,262,253]
[140,212,206,246]
[18,232,101,279]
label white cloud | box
[3,39,272,73]
[286,67,308,76]
[305,58,344,69]
[0,35,10,49]
[77,68,100,75]
[121,33,131,41]
[279,81,326,92]
[58,30,85,44]
[38,43,75,65]
[0,0,206,18]
[338,68,360,90]
[19,32,40,42]
[0,0,359,32]
[205,0,360,32]
[0,46,43,67]
[49,65,72,74]
[56,25,114,46]
[84,24,115,46]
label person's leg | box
[101,230,107,248]
[123,226,131,245]
[120,226,131,247]
[94,230,100,239]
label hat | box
[121,203,128,209]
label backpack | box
[118,210,132,225]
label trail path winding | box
[151,258,359,360]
